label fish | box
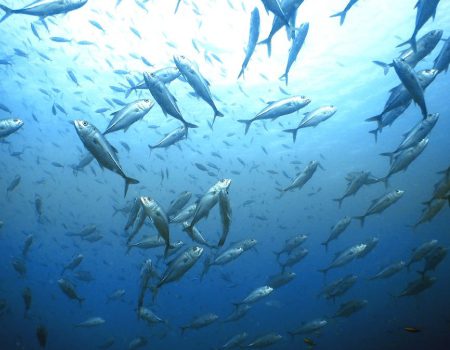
[321,216,352,251]
[57,278,84,304]
[283,105,336,142]
[353,190,404,227]
[138,307,166,325]
[173,55,224,124]
[0,0,88,23]
[220,332,248,349]
[418,246,447,276]
[22,235,34,257]
[368,261,405,280]
[433,36,450,73]
[140,196,172,256]
[406,239,438,270]
[282,161,321,192]
[143,72,197,129]
[137,259,157,310]
[330,0,359,25]
[380,113,438,162]
[201,247,244,278]
[234,285,273,306]
[127,235,165,253]
[261,0,288,24]
[247,333,283,348]
[317,274,357,301]
[185,179,231,232]
[395,275,436,297]
[397,0,441,51]
[273,233,307,259]
[153,246,203,297]
[223,304,251,323]
[36,325,47,348]
[169,203,197,223]
[149,126,187,152]
[392,59,427,118]
[22,287,32,318]
[279,247,308,272]
[125,67,181,97]
[319,243,367,274]
[280,22,309,85]
[332,299,368,318]
[238,96,311,135]
[180,313,219,334]
[103,99,154,134]
[218,190,232,247]
[258,0,304,57]
[7,175,21,193]
[380,138,429,187]
[0,118,24,138]
[267,271,296,289]
[62,254,84,274]
[238,7,260,79]
[73,120,139,196]
[289,319,328,336]
[367,103,411,142]
[166,191,192,217]
[373,30,443,75]
[404,327,421,333]
[182,223,214,248]
[74,317,105,327]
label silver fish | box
[103,99,154,134]
[238,96,311,135]
[284,105,336,142]
[140,196,171,256]
[238,7,260,79]
[174,55,224,124]
[282,160,320,192]
[280,22,309,85]
[353,190,404,227]
[148,126,187,151]
[0,118,24,138]
[73,120,139,196]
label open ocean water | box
[0,0,450,349]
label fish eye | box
[144,99,149,102]
[13,119,19,122]
[82,121,88,127]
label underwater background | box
[1,0,450,349]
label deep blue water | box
[1,0,450,349]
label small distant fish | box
[89,19,105,32]
[50,36,72,43]
[404,327,421,333]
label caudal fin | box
[212,109,224,126]
[396,35,417,52]
[283,128,299,143]
[372,61,390,75]
[380,151,395,164]
[257,37,272,57]
[321,242,329,252]
[353,215,366,227]
[182,120,198,129]
[124,177,139,197]
[0,5,13,24]
[369,128,379,142]
[237,119,252,135]
[330,10,347,26]
[280,73,289,86]
[333,197,343,209]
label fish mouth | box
[73,120,85,130]
[220,179,232,188]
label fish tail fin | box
[353,215,366,227]
[124,177,139,197]
[148,145,154,156]
[112,206,119,217]
[330,10,347,26]
[0,5,13,24]
[332,197,343,208]
[212,109,224,125]
[372,61,390,75]
[368,128,379,142]
[380,152,394,164]
[183,121,198,129]
[321,242,329,252]
[318,268,328,276]
[124,87,134,99]
[237,119,252,135]
[283,128,299,143]
[237,67,245,80]
[397,35,417,51]
[279,73,288,85]
[380,176,389,189]
[257,38,272,57]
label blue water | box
[1,0,450,349]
